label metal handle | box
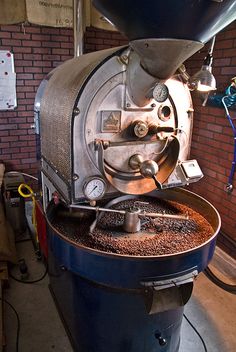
[69,203,189,221]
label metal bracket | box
[141,270,198,314]
[140,269,198,290]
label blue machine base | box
[49,249,183,352]
[46,188,220,351]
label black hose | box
[204,266,236,295]
[0,298,20,352]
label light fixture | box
[189,36,217,92]
[191,66,216,92]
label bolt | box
[126,103,131,108]
[158,337,167,346]
[72,174,79,181]
[133,120,149,138]
[103,140,110,150]
[151,103,156,108]
[74,107,80,115]
[187,108,194,115]
[155,333,167,347]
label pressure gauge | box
[153,83,169,102]
[83,177,106,200]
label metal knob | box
[129,154,144,170]
[132,120,149,138]
[140,160,159,178]
[129,154,159,179]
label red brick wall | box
[84,27,128,53]
[186,21,236,256]
[0,24,74,178]
[0,25,127,179]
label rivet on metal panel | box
[73,108,80,115]
[156,335,167,346]
[72,174,79,181]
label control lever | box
[149,125,174,134]
[152,175,162,190]
[155,126,174,133]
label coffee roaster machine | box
[35,1,236,351]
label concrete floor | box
[3,237,236,352]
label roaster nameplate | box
[101,111,121,132]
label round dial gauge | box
[153,83,169,103]
[83,177,106,200]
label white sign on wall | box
[0,51,17,110]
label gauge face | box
[153,83,169,103]
[83,177,106,200]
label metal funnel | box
[93,0,236,78]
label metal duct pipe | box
[73,0,84,57]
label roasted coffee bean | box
[52,197,214,256]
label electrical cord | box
[1,292,207,352]
[7,171,38,181]
[204,266,236,295]
[0,298,20,352]
[183,313,208,352]
[9,262,48,284]
[15,238,32,244]
[171,281,208,351]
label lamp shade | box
[190,66,217,92]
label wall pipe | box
[73,0,84,57]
